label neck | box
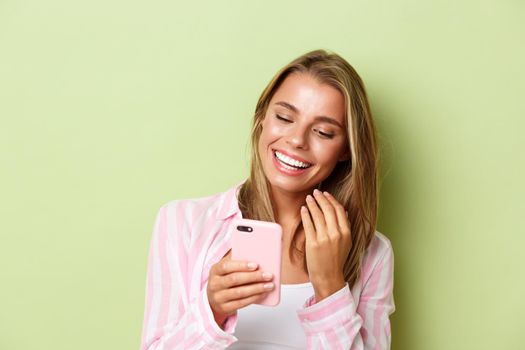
[269,185,312,230]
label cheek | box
[260,120,285,144]
[311,142,345,164]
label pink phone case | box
[231,218,282,306]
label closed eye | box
[316,129,335,139]
[276,114,335,139]
[276,114,292,123]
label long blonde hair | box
[237,49,379,288]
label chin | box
[265,172,319,194]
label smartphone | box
[231,218,282,306]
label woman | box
[140,49,395,349]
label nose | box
[286,124,308,149]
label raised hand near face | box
[300,189,352,302]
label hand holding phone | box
[207,252,275,328]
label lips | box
[272,149,312,166]
[271,149,312,176]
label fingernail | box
[264,283,274,289]
[262,272,273,279]
[323,191,330,196]
[306,195,313,202]
[313,189,321,195]
[248,262,258,269]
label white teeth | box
[279,161,299,171]
[275,151,311,168]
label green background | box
[1,1,524,349]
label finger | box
[312,189,339,237]
[221,291,268,313]
[215,259,258,276]
[300,205,317,244]
[323,191,351,236]
[305,194,326,238]
[218,281,274,304]
[222,270,273,289]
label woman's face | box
[258,72,349,195]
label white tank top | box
[228,282,314,349]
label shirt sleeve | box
[140,204,238,350]
[296,243,395,349]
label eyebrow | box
[274,101,344,129]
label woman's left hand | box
[301,189,352,302]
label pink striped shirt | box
[140,180,395,349]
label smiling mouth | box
[273,150,313,170]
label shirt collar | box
[216,179,246,220]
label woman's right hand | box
[207,251,274,327]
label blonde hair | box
[238,49,379,288]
